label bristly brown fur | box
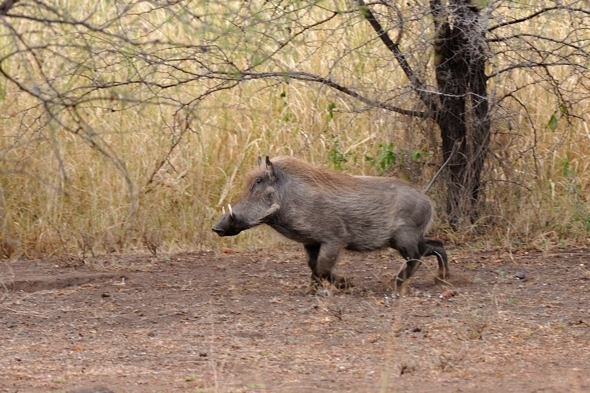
[244,155,361,191]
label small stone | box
[515,272,526,280]
[440,289,457,299]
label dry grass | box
[0,1,589,258]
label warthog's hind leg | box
[389,230,423,294]
[419,239,449,283]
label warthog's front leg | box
[304,243,320,272]
[305,243,351,294]
[304,244,322,294]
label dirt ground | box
[1,245,590,393]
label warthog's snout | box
[212,225,226,236]
[212,204,237,237]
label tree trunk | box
[431,0,490,228]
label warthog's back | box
[269,157,434,251]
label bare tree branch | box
[489,6,590,32]
[354,0,439,115]
[240,71,429,118]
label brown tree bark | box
[358,0,491,227]
[431,0,491,228]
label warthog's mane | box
[245,155,361,191]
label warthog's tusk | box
[222,206,226,215]
[228,203,234,217]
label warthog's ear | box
[265,156,276,181]
[257,156,263,168]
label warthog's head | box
[212,156,281,237]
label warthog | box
[212,156,449,292]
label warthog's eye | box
[250,176,263,192]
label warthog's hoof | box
[306,283,334,296]
[306,284,319,295]
[306,274,353,295]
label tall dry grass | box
[0,1,588,258]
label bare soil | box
[1,246,589,393]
